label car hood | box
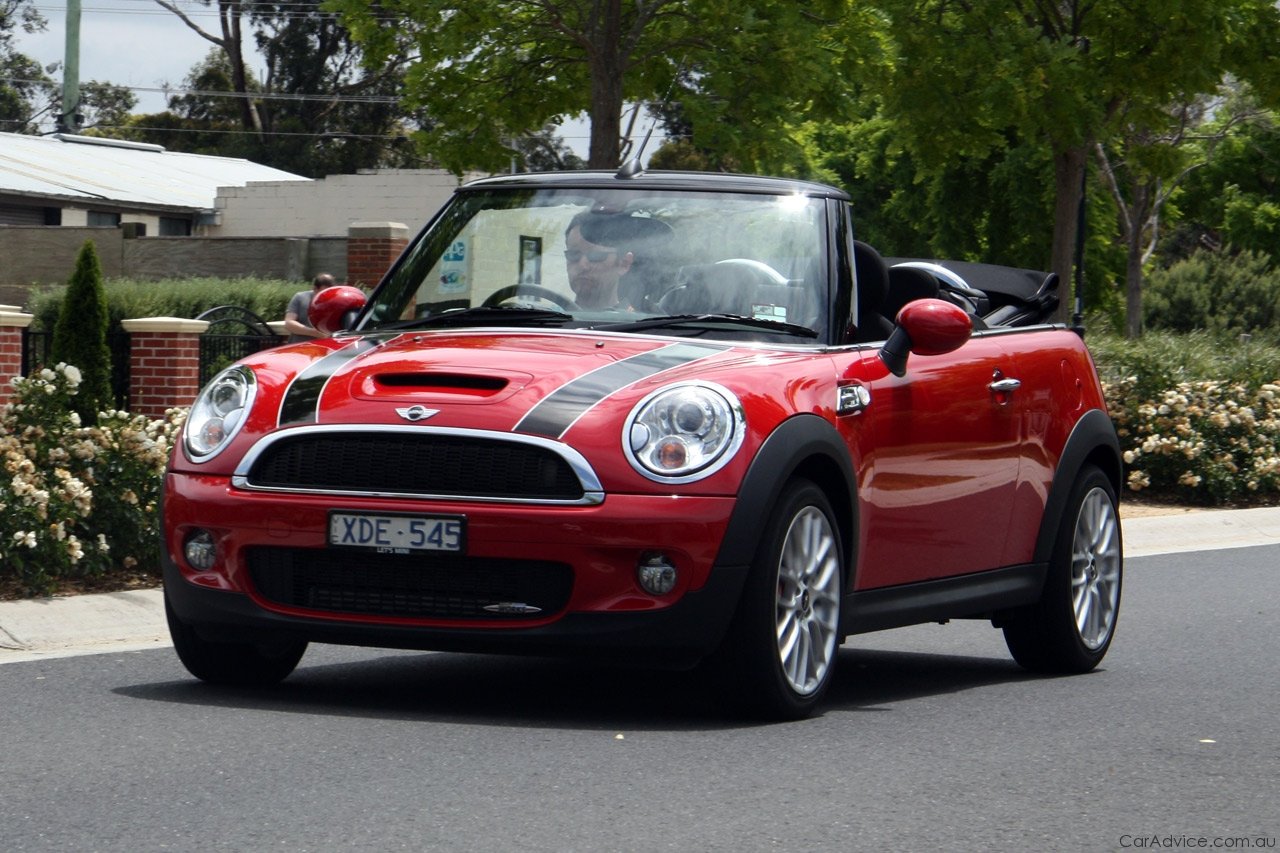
[257,329,770,439]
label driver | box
[563,212,636,309]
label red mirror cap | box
[308,285,367,334]
[896,298,972,356]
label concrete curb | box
[0,588,167,662]
[0,507,1276,661]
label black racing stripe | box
[515,342,725,438]
[279,339,379,426]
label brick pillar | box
[347,221,409,288]
[0,309,34,409]
[120,317,209,418]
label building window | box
[87,211,121,227]
[159,217,191,236]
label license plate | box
[328,511,464,554]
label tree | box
[512,124,585,172]
[0,0,50,133]
[867,0,1280,324]
[246,2,420,176]
[0,51,52,133]
[330,0,863,173]
[51,241,113,424]
[1172,91,1280,259]
[1093,94,1270,337]
[152,0,264,134]
[143,3,418,176]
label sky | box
[16,0,222,115]
[12,0,607,158]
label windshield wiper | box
[595,313,818,338]
[376,306,574,331]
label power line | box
[26,1,395,24]
[1,75,402,105]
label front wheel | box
[1003,464,1122,673]
[165,589,307,686]
[712,479,844,720]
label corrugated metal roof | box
[0,131,309,212]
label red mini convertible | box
[163,169,1122,719]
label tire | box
[165,588,307,686]
[713,479,844,720]
[1004,464,1122,673]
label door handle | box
[988,378,1021,393]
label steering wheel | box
[715,258,790,286]
[482,284,577,310]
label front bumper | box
[162,473,748,664]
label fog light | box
[637,552,678,595]
[184,530,217,571]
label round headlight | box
[183,365,256,462]
[624,382,744,482]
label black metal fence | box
[198,332,283,386]
[194,306,283,387]
[22,329,131,410]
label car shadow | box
[116,643,1037,731]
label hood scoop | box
[371,372,510,397]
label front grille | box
[244,432,586,500]
[246,547,573,619]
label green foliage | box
[50,242,112,424]
[330,0,864,172]
[29,277,301,333]
[1143,250,1280,336]
[0,364,183,595]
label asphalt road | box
[0,546,1276,852]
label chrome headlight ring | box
[623,381,745,484]
[183,365,257,462]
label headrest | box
[853,240,889,308]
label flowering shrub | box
[1105,377,1280,504]
[0,364,185,595]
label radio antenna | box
[617,56,686,179]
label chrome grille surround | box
[232,424,605,505]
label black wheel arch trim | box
[714,413,858,580]
[1033,407,1122,566]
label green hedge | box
[27,277,302,332]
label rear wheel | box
[714,479,844,720]
[165,588,307,686]
[1004,464,1122,672]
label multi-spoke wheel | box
[775,504,843,696]
[713,479,844,719]
[1004,464,1122,672]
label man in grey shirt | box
[284,273,336,342]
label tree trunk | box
[218,1,262,135]
[585,0,625,169]
[1124,232,1144,339]
[587,71,624,169]
[1049,145,1087,325]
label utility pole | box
[57,0,82,134]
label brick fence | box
[0,313,209,416]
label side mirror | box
[308,285,367,334]
[879,298,973,377]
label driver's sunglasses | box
[563,249,616,264]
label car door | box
[836,334,1025,589]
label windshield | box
[357,184,830,343]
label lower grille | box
[246,547,573,619]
